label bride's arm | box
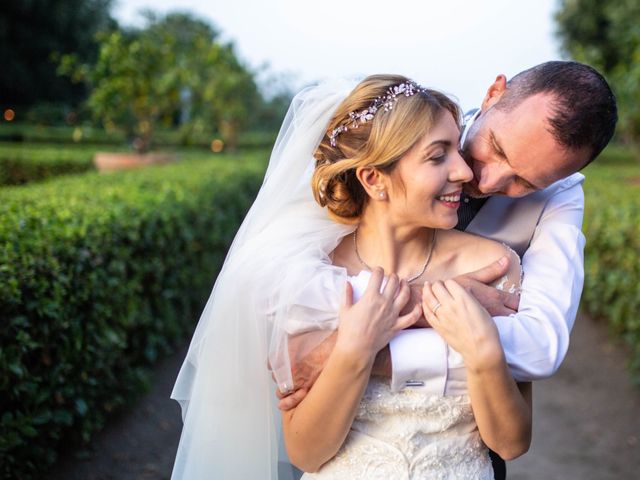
[422,251,532,460]
[282,271,420,472]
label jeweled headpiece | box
[329,80,429,147]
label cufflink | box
[405,380,425,387]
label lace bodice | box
[301,377,492,479]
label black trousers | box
[489,450,506,480]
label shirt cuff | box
[389,329,448,394]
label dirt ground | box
[47,313,640,480]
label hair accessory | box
[329,81,428,147]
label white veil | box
[170,79,357,479]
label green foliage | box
[60,12,262,152]
[0,123,277,150]
[0,123,125,145]
[0,152,266,479]
[0,143,98,186]
[0,0,115,110]
[555,0,640,144]
[581,148,640,380]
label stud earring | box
[378,191,386,199]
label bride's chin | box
[430,215,458,231]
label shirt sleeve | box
[389,178,585,393]
[388,329,448,393]
[494,180,585,381]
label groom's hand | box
[277,331,337,411]
[454,256,519,316]
[277,335,394,411]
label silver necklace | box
[353,228,436,284]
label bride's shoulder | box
[437,229,521,278]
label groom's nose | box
[476,162,511,195]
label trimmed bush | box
[582,149,640,381]
[0,152,265,479]
[0,123,277,150]
[0,143,100,186]
[0,123,125,145]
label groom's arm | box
[493,180,584,381]
[280,179,585,407]
[390,178,585,393]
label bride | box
[170,75,531,479]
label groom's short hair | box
[496,61,617,166]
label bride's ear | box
[356,166,388,201]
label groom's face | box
[461,87,589,198]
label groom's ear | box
[480,75,507,111]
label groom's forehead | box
[482,96,585,183]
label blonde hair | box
[312,74,460,224]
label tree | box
[0,0,115,113]
[61,12,261,152]
[556,0,640,146]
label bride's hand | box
[422,279,504,374]
[335,268,421,360]
[400,284,430,328]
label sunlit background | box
[114,0,560,110]
[1,1,639,479]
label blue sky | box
[114,0,563,110]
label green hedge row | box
[0,123,124,145]
[0,152,265,479]
[0,143,100,186]
[0,123,276,149]
[582,150,640,380]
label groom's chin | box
[463,183,490,199]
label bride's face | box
[385,112,473,230]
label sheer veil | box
[170,79,357,479]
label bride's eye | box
[428,152,446,163]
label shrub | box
[0,123,125,145]
[0,124,277,150]
[582,152,640,381]
[0,143,98,185]
[0,152,265,478]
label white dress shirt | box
[388,112,586,395]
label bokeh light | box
[211,139,224,153]
[4,109,16,121]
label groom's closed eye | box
[490,131,541,192]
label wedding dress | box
[302,378,493,480]
[301,271,495,480]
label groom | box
[279,61,617,478]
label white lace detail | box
[493,243,523,294]
[302,378,493,479]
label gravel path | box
[47,313,640,479]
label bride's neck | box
[355,213,435,278]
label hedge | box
[0,143,100,186]
[0,152,265,479]
[0,123,276,150]
[581,149,640,381]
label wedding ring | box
[432,302,442,314]
[279,382,293,395]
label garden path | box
[48,313,640,480]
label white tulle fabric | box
[170,80,357,479]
